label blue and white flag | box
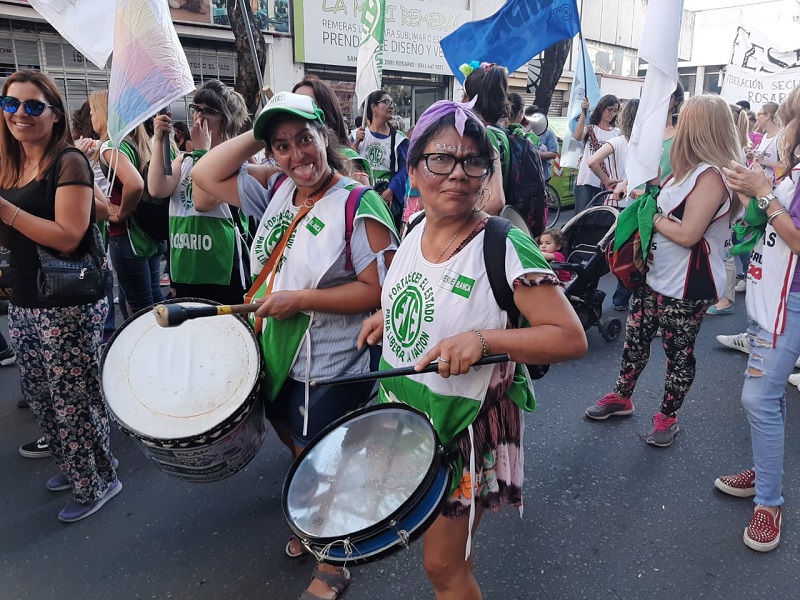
[440,0,580,84]
[559,38,601,169]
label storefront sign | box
[295,0,469,75]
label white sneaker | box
[789,372,800,391]
[717,332,749,354]
[735,279,747,293]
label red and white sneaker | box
[585,393,634,420]
[714,469,756,498]
[744,506,781,552]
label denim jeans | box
[574,184,601,213]
[108,234,165,316]
[612,280,632,309]
[741,292,800,507]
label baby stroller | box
[551,200,622,341]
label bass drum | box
[101,298,266,482]
[500,204,533,237]
[283,403,452,564]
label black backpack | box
[407,214,549,379]
[488,124,548,238]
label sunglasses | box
[0,96,55,117]
[189,104,221,117]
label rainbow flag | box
[108,0,195,147]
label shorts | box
[265,377,375,447]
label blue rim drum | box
[282,403,452,564]
[100,298,266,482]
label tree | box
[226,0,268,115]
[528,38,572,114]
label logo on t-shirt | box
[385,272,435,361]
[437,269,474,299]
[366,143,385,167]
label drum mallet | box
[153,303,258,328]
[309,354,510,387]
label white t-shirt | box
[603,136,631,207]
[756,132,780,183]
[576,125,621,187]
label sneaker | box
[585,393,635,420]
[58,478,122,523]
[716,332,749,354]
[735,279,747,293]
[0,346,16,366]
[789,372,800,390]
[714,469,756,497]
[644,412,679,447]
[47,457,119,492]
[744,506,781,552]
[654,328,662,337]
[19,436,50,458]
[160,273,171,286]
[612,304,629,312]
[16,398,29,409]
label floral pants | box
[8,300,117,503]
[613,285,711,416]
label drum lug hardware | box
[389,520,410,547]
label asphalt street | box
[2,272,800,600]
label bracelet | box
[6,206,20,229]
[471,328,488,357]
[767,208,789,225]
[653,212,663,226]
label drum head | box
[283,403,450,563]
[101,299,261,442]
[500,205,532,237]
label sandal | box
[285,536,308,558]
[298,566,350,600]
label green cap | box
[253,92,326,142]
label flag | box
[355,0,387,108]
[625,0,683,190]
[440,0,580,84]
[559,37,601,169]
[107,0,195,147]
[28,0,113,68]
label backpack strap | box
[271,173,289,195]
[344,185,370,271]
[483,216,520,324]
[406,210,426,236]
[388,126,397,175]
[487,125,511,183]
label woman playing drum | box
[192,91,398,600]
[358,100,587,600]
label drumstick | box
[309,354,510,387]
[153,303,257,328]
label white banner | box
[721,63,800,110]
[296,0,469,75]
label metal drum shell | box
[100,298,266,482]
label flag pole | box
[239,0,268,109]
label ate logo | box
[366,144,385,166]
[748,264,762,281]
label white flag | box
[108,0,195,147]
[626,0,684,190]
[28,0,113,69]
[355,0,386,109]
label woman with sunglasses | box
[0,70,120,521]
[573,94,620,213]
[147,80,250,304]
[358,100,586,600]
[89,90,164,318]
[353,90,409,229]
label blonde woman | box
[752,102,785,183]
[586,95,740,448]
[89,90,164,316]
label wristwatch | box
[757,193,776,211]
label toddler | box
[538,229,571,283]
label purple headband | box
[408,98,481,159]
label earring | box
[475,188,490,211]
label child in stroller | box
[549,202,622,341]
